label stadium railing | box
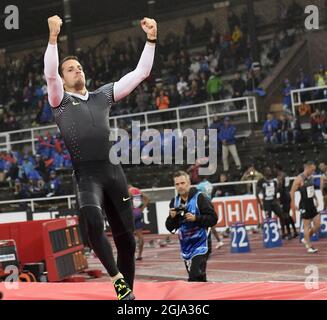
[0,175,322,215]
[0,96,257,153]
[291,84,327,116]
[0,180,259,213]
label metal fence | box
[0,179,275,213]
[0,96,257,153]
[291,84,327,116]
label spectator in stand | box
[35,95,53,125]
[53,134,63,154]
[208,51,218,75]
[245,70,259,94]
[207,69,223,101]
[20,156,34,181]
[231,25,243,45]
[219,117,241,172]
[232,73,246,109]
[313,67,326,101]
[186,160,201,185]
[199,54,210,75]
[287,113,302,143]
[189,56,201,76]
[212,173,235,197]
[63,150,72,168]
[1,152,18,184]
[168,85,180,108]
[189,80,200,104]
[227,11,240,33]
[156,90,170,121]
[14,179,30,199]
[311,109,326,142]
[208,115,222,153]
[277,114,289,144]
[297,69,311,103]
[34,154,47,180]
[36,135,54,159]
[45,170,62,197]
[27,168,42,182]
[209,115,221,131]
[282,79,294,114]
[198,72,208,102]
[0,154,5,182]
[3,112,19,131]
[27,178,45,198]
[177,76,189,96]
[53,151,65,170]
[263,113,279,144]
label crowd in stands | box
[282,66,327,113]
[0,5,301,132]
[263,110,327,145]
[0,1,319,201]
[0,132,72,199]
[263,64,327,145]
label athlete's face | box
[305,164,316,176]
[319,163,327,173]
[174,176,191,197]
[61,59,86,91]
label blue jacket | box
[219,125,236,145]
[166,188,217,261]
[263,119,278,138]
[174,191,208,260]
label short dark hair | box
[263,166,271,175]
[59,56,80,77]
[304,161,316,168]
[173,171,190,180]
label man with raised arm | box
[44,15,157,300]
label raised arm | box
[44,15,64,108]
[113,18,157,102]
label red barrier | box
[0,281,326,300]
[0,220,52,264]
[0,218,86,282]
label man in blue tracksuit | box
[263,113,279,144]
[219,117,241,172]
[166,171,217,282]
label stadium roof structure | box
[0,0,220,48]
